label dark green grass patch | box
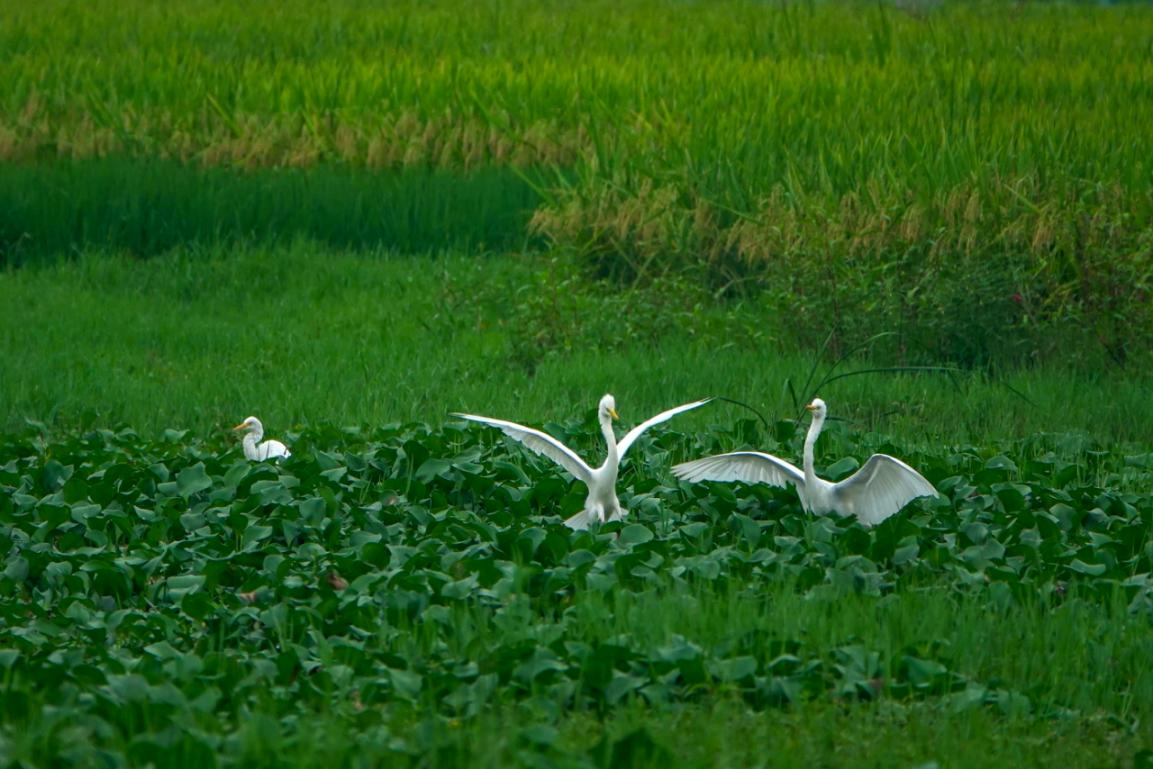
[0,159,541,265]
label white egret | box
[232,416,292,461]
[672,398,937,527]
[453,394,712,530]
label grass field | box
[3,1,1153,767]
[4,243,1153,444]
[2,0,1152,363]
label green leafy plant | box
[3,418,1153,765]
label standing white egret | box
[453,394,712,530]
[672,398,937,527]
[232,416,292,461]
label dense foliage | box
[4,2,1152,765]
[3,416,1153,765]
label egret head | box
[598,394,619,422]
[232,416,262,434]
[805,398,827,419]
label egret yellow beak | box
[232,422,248,431]
[804,404,817,412]
[609,408,620,421]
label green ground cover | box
[3,412,1153,767]
[3,1,1153,766]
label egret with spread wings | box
[673,398,936,526]
[454,394,712,530]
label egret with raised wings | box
[672,398,936,527]
[233,416,292,461]
[453,394,712,530]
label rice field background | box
[3,0,1153,363]
[3,1,1153,767]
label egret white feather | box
[673,398,936,526]
[454,394,712,530]
[233,416,291,461]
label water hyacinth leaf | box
[388,668,423,700]
[730,513,761,548]
[1050,503,1080,530]
[163,575,206,601]
[415,457,453,483]
[985,456,1018,474]
[712,655,758,683]
[105,673,152,704]
[946,685,990,713]
[493,461,531,485]
[759,675,803,706]
[242,524,274,549]
[824,457,860,481]
[359,542,391,569]
[70,502,102,523]
[514,649,568,685]
[961,522,988,545]
[892,542,919,565]
[298,497,326,522]
[604,673,647,705]
[993,483,1030,512]
[176,464,213,498]
[516,527,548,559]
[900,656,950,692]
[42,460,73,492]
[182,591,215,620]
[5,556,29,582]
[960,540,1006,569]
[618,524,654,547]
[1068,558,1107,576]
[539,530,572,563]
[441,574,479,600]
[315,461,347,482]
[223,461,250,488]
[251,480,294,506]
[679,521,709,540]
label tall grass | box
[1,0,1150,362]
[3,243,1152,444]
[5,1,1147,185]
[0,159,540,264]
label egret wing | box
[562,508,619,531]
[831,454,937,527]
[452,413,594,484]
[617,398,714,458]
[258,440,291,460]
[563,509,596,531]
[671,451,805,490]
